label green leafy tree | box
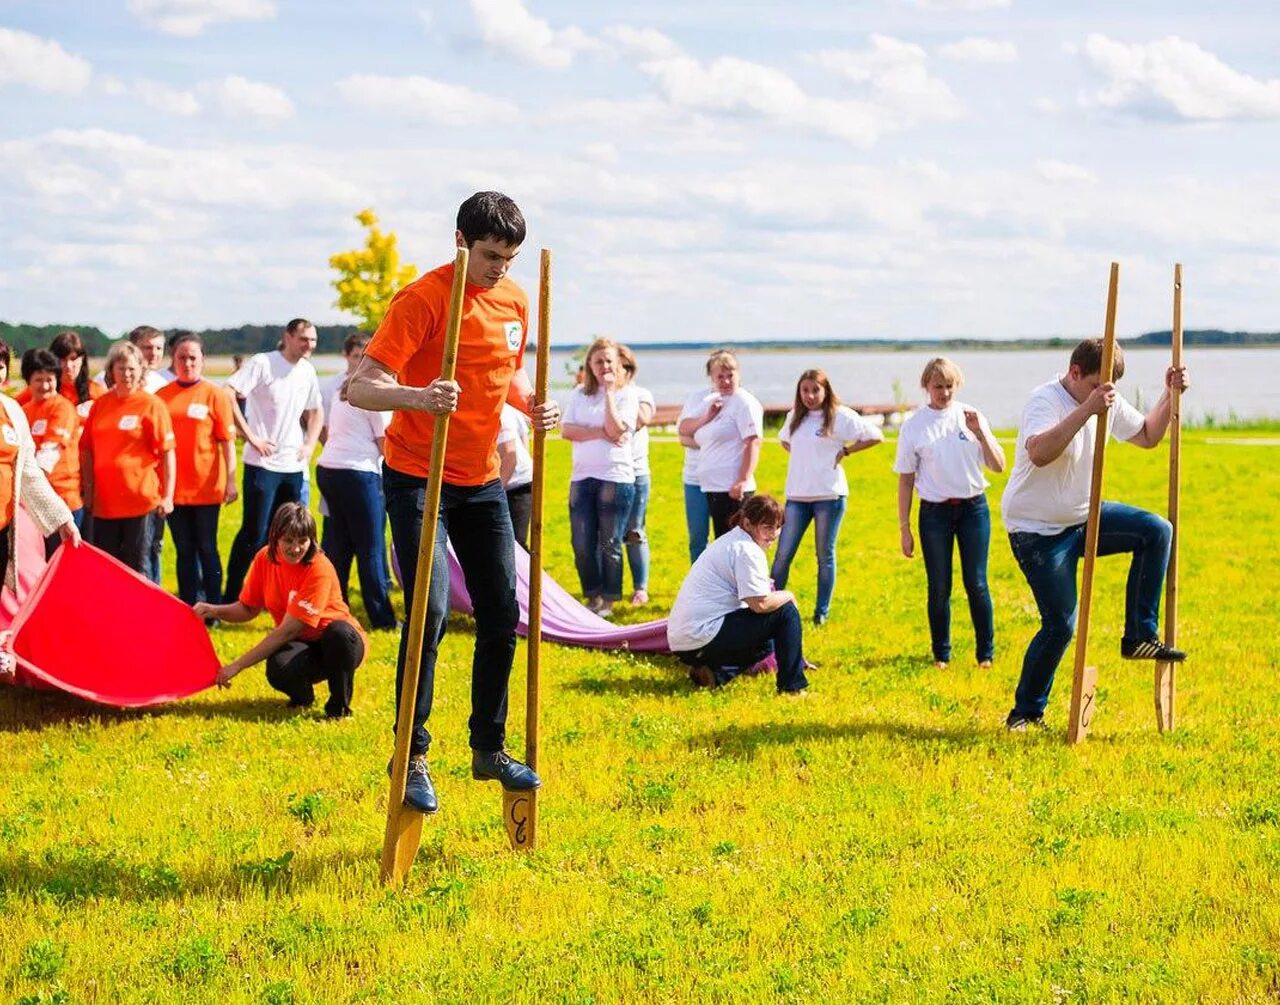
[328,209,418,332]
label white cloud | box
[336,74,518,124]
[1081,34,1280,120]
[601,25,683,61]
[910,0,1010,9]
[813,35,964,120]
[469,0,602,69]
[938,37,1018,63]
[134,80,202,116]
[582,142,620,166]
[128,0,276,37]
[0,28,92,94]
[1036,159,1097,185]
[202,75,294,119]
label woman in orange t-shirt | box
[80,341,175,574]
[156,332,238,606]
[194,503,366,718]
[20,348,84,559]
[49,331,105,421]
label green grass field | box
[2,432,1278,1003]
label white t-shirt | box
[780,405,884,500]
[498,404,533,489]
[1001,376,1146,535]
[225,350,322,473]
[319,372,346,426]
[893,402,993,503]
[666,526,773,652]
[630,384,655,479]
[316,394,390,474]
[563,384,639,483]
[693,389,764,493]
[678,389,718,486]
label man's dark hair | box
[343,332,370,355]
[1070,338,1127,381]
[22,348,61,383]
[456,191,525,247]
[128,325,163,345]
[285,318,314,335]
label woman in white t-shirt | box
[667,494,809,693]
[893,357,1005,669]
[560,338,639,617]
[497,403,534,549]
[771,370,885,625]
[315,378,396,630]
[678,349,763,539]
[618,345,654,605]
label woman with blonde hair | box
[893,357,1005,668]
[771,369,884,625]
[560,337,639,617]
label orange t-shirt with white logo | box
[156,379,235,506]
[365,263,528,485]
[239,547,368,647]
[0,407,18,530]
[59,380,105,422]
[82,390,175,519]
[22,394,82,511]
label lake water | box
[302,346,1278,428]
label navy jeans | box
[384,466,518,756]
[706,490,752,539]
[771,497,847,620]
[683,482,710,563]
[1008,501,1172,718]
[674,604,809,693]
[145,511,165,584]
[223,464,303,601]
[316,466,396,630]
[568,477,635,601]
[95,514,151,575]
[918,496,994,663]
[168,503,222,605]
[624,474,650,593]
[265,620,364,718]
[506,482,532,550]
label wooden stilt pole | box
[380,247,468,885]
[1155,264,1182,732]
[1067,262,1119,745]
[504,248,551,851]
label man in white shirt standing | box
[222,318,323,602]
[1000,338,1190,731]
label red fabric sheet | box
[7,541,218,707]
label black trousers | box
[506,482,533,551]
[265,621,365,717]
[705,490,754,539]
[94,514,151,575]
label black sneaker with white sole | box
[1121,638,1187,662]
[1005,711,1048,732]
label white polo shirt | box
[780,405,883,500]
[893,401,992,503]
[1001,377,1145,535]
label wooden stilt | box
[1155,263,1183,733]
[1067,263,1119,746]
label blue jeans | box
[384,467,517,756]
[684,482,710,563]
[770,497,847,620]
[145,511,165,584]
[568,477,635,601]
[316,466,396,629]
[674,604,809,693]
[1008,501,1172,718]
[223,464,303,602]
[624,474,650,593]
[918,496,994,663]
[167,503,222,605]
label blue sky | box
[2,0,1278,342]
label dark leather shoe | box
[402,755,439,813]
[471,749,541,791]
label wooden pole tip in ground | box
[1067,664,1099,744]
[503,788,537,850]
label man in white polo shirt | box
[221,318,322,602]
[1000,338,1189,731]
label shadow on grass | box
[566,671,686,698]
[0,687,309,734]
[687,718,991,760]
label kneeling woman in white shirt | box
[667,494,810,693]
[561,338,639,617]
[893,357,1005,668]
[771,369,884,625]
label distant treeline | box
[2,321,1277,357]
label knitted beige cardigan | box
[0,394,74,593]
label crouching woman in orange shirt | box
[80,341,175,573]
[194,503,366,718]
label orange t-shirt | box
[61,380,105,422]
[365,263,528,485]
[82,390,175,519]
[22,395,82,511]
[0,407,18,530]
[239,547,368,647]
[14,387,31,406]
[156,379,234,506]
